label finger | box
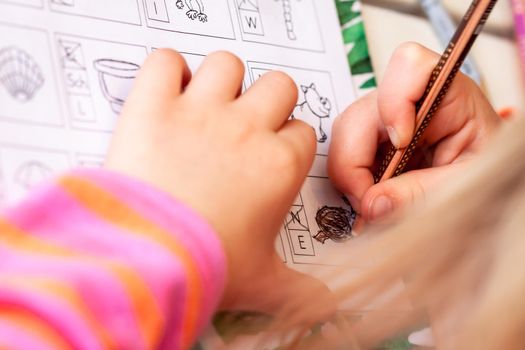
[379,43,496,151]
[328,91,385,213]
[236,71,298,130]
[124,49,191,110]
[277,119,317,177]
[185,51,244,102]
[378,42,438,148]
[423,72,500,153]
[361,162,468,222]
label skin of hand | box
[105,49,334,314]
[328,42,501,223]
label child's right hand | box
[105,49,332,313]
[328,43,502,223]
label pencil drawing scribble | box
[314,206,356,244]
[176,0,208,22]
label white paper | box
[0,0,359,273]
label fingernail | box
[369,195,393,221]
[386,126,401,148]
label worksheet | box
[0,0,361,269]
[0,0,377,347]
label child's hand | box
[328,43,501,223]
[106,49,332,313]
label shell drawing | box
[0,47,45,102]
[14,160,53,190]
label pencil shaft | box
[374,0,498,183]
[418,0,482,84]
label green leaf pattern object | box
[335,0,377,95]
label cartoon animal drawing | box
[277,0,301,40]
[176,0,207,22]
[292,83,332,143]
[314,206,356,244]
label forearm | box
[0,169,226,349]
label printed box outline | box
[0,0,43,8]
[0,21,65,128]
[54,32,148,133]
[284,173,350,267]
[153,49,249,92]
[75,152,105,168]
[246,60,339,157]
[48,0,143,26]
[142,0,237,41]
[234,0,325,53]
[284,196,317,258]
[0,142,72,202]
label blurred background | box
[359,0,524,116]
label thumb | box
[361,163,467,222]
[378,43,438,149]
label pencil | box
[374,0,499,184]
[418,0,483,85]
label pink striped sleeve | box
[0,169,227,350]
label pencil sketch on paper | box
[237,0,264,35]
[278,0,300,41]
[0,47,44,102]
[176,0,208,22]
[292,83,332,143]
[14,160,53,190]
[314,206,356,244]
[93,59,140,114]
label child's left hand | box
[105,49,333,314]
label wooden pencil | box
[374,0,499,183]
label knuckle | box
[293,119,316,145]
[266,71,298,97]
[392,42,428,66]
[208,51,244,72]
[230,118,256,143]
[274,145,302,172]
[148,48,186,68]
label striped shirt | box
[0,169,226,349]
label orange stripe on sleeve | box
[59,176,203,349]
[0,218,163,349]
[0,305,73,350]
[0,276,116,349]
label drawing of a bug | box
[176,0,208,22]
[293,83,332,143]
[314,206,356,244]
[276,0,301,40]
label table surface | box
[360,0,524,115]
